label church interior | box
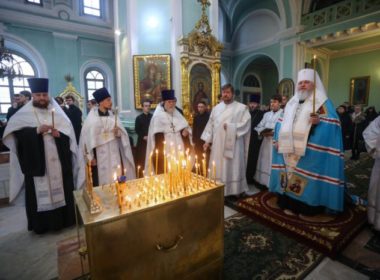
[0,0,380,279]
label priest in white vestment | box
[3,78,83,233]
[80,87,135,186]
[145,90,192,174]
[254,95,283,187]
[201,84,251,196]
[363,115,380,232]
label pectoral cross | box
[102,131,109,140]
[170,123,175,132]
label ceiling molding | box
[328,42,380,58]
[302,22,380,48]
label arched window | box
[84,68,105,101]
[0,53,35,114]
[243,75,260,88]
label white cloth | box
[254,109,283,186]
[278,69,327,156]
[145,104,192,172]
[80,108,135,185]
[363,115,380,230]
[201,101,251,195]
[2,100,83,211]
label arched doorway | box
[240,55,278,106]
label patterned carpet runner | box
[236,191,367,258]
[224,213,323,279]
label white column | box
[209,0,219,37]
[113,0,122,109]
[170,0,183,107]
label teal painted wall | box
[182,0,203,36]
[328,49,380,109]
[136,0,171,54]
[282,44,293,79]
[5,25,115,100]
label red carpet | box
[236,191,367,258]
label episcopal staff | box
[80,87,135,186]
[201,84,251,196]
[3,78,83,234]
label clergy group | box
[2,69,380,237]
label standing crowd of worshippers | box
[2,69,380,238]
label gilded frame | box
[277,78,294,97]
[350,76,370,106]
[133,54,171,109]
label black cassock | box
[192,112,210,165]
[135,112,152,177]
[14,127,75,234]
[65,104,82,144]
[246,109,264,184]
[338,112,352,150]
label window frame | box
[0,51,36,115]
[84,67,106,102]
[80,0,104,18]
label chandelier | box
[0,36,23,79]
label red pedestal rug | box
[236,191,367,258]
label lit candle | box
[114,172,122,209]
[313,54,317,114]
[196,163,199,190]
[137,165,140,178]
[155,149,158,175]
[117,164,121,177]
[208,168,211,187]
[164,151,167,175]
[124,168,127,176]
[195,154,198,172]
[212,161,216,185]
[149,151,152,176]
[51,108,55,129]
[168,162,172,194]
[114,106,118,129]
[202,153,206,177]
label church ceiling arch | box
[231,10,281,50]
[219,0,280,31]
[238,55,279,104]
[218,0,295,43]
[233,53,279,89]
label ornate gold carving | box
[181,57,192,126]
[59,80,84,111]
[187,0,223,57]
[178,0,223,124]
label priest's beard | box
[297,90,312,101]
[33,100,49,109]
[165,106,175,114]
